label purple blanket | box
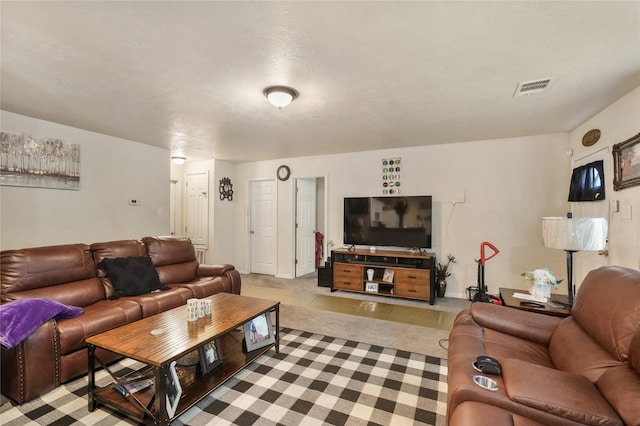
[0,298,83,349]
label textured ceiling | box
[2,1,640,163]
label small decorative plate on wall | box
[582,129,601,147]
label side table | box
[499,287,571,318]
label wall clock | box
[277,165,291,181]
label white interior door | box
[571,147,610,288]
[250,180,276,275]
[296,178,316,277]
[186,172,208,247]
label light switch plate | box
[611,200,619,213]
[622,205,632,220]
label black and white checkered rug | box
[1,328,447,425]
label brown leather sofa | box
[447,265,640,426]
[0,236,241,404]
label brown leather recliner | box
[1,236,241,404]
[447,265,640,426]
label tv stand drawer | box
[394,269,429,298]
[394,268,429,284]
[395,281,429,299]
[333,263,363,291]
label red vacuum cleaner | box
[468,242,502,304]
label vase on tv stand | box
[437,279,447,298]
[367,268,375,281]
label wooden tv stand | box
[331,248,436,304]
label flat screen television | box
[343,196,432,249]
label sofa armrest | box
[470,302,562,346]
[502,359,622,426]
[1,320,59,404]
[196,263,234,277]
[198,264,240,295]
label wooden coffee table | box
[86,293,280,425]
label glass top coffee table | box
[86,292,280,425]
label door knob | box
[598,249,609,256]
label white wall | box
[1,111,170,249]
[570,86,640,282]
[212,159,237,265]
[233,133,571,298]
[172,158,237,265]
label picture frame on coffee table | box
[198,338,222,374]
[243,312,275,352]
[166,360,182,418]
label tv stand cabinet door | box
[333,263,363,291]
[394,269,429,300]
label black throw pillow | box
[99,256,168,299]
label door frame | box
[571,145,611,288]
[291,174,329,277]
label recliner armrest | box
[470,302,562,346]
[196,264,234,277]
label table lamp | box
[541,215,608,306]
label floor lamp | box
[541,216,608,306]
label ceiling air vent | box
[513,78,555,97]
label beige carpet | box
[278,304,451,359]
[242,273,471,359]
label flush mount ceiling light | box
[263,86,298,109]
[171,156,187,165]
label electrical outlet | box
[128,199,139,206]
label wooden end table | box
[499,287,571,318]
[86,293,280,425]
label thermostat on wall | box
[128,199,140,206]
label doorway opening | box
[295,176,327,278]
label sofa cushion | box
[142,236,197,265]
[0,298,83,349]
[57,299,142,354]
[98,257,168,298]
[1,244,97,296]
[1,278,106,307]
[90,240,147,276]
[142,236,198,283]
[503,359,622,426]
[550,317,625,383]
[572,266,640,363]
[125,286,193,317]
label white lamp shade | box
[542,217,608,251]
[266,91,294,108]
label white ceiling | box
[2,1,640,163]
